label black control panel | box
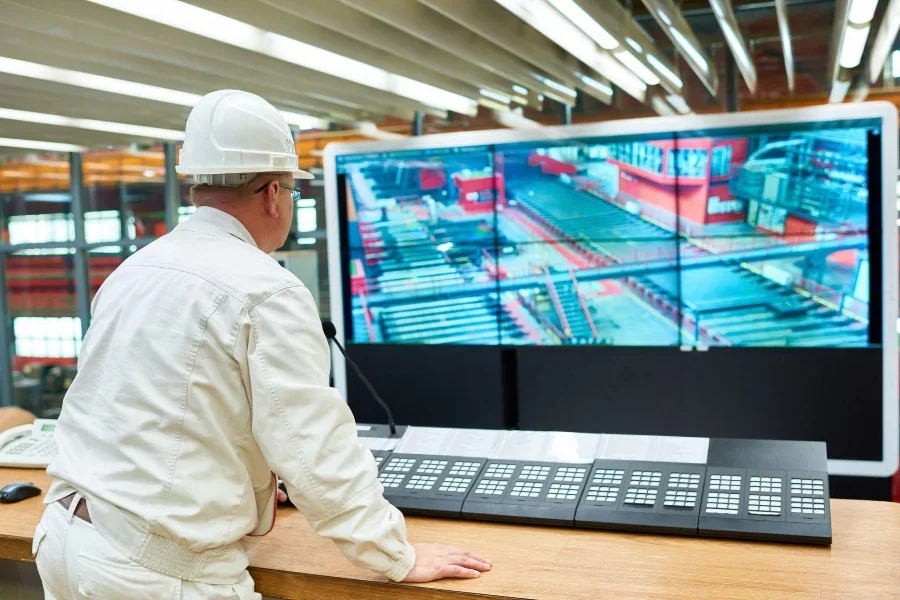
[461,460,590,526]
[697,439,831,544]
[378,454,487,517]
[575,461,706,535]
[287,426,833,545]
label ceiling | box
[0,0,896,156]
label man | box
[33,90,490,599]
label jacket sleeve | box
[241,284,415,582]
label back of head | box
[176,90,315,252]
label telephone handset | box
[0,419,58,468]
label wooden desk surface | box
[2,469,899,599]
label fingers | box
[276,489,288,503]
[440,546,491,565]
[458,550,491,565]
[441,564,482,579]
[450,555,491,572]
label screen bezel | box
[324,102,898,477]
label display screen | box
[337,120,878,348]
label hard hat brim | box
[176,166,315,180]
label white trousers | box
[34,499,261,600]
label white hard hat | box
[176,89,313,183]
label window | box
[8,214,73,254]
[712,145,733,178]
[84,211,137,251]
[296,198,317,233]
[14,317,82,358]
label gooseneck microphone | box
[321,320,397,436]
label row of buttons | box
[593,469,625,485]
[511,481,543,498]
[791,497,825,515]
[624,488,657,506]
[585,486,619,503]
[791,479,825,496]
[748,494,782,516]
[749,476,782,493]
[669,473,701,489]
[663,490,697,508]
[630,471,662,487]
[706,492,740,514]
[710,475,742,492]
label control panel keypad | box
[417,460,448,474]
[664,490,697,509]
[585,485,619,503]
[384,457,416,473]
[379,472,405,488]
[624,487,657,506]
[669,473,701,489]
[449,461,482,477]
[484,463,517,479]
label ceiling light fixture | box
[480,89,513,104]
[546,0,619,49]
[640,0,717,95]
[709,0,757,93]
[0,138,88,153]
[85,0,478,116]
[774,0,795,93]
[0,107,185,140]
[577,73,614,96]
[0,56,327,129]
[848,0,878,25]
[494,0,646,101]
[867,0,900,83]
[646,55,683,88]
[665,94,691,114]
[651,96,675,116]
[840,24,872,68]
[615,51,662,85]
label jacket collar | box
[179,206,259,248]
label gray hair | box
[190,172,292,206]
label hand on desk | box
[276,488,288,503]
[403,543,491,583]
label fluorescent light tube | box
[85,0,478,115]
[0,138,87,152]
[577,73,614,96]
[647,55,683,88]
[670,27,708,74]
[0,56,328,129]
[839,24,871,68]
[0,107,185,140]
[546,0,619,49]
[615,51,661,85]
[848,0,878,24]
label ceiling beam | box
[1,0,450,120]
[338,0,577,105]
[183,0,482,102]
[260,0,528,101]
[639,0,719,95]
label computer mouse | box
[0,482,42,503]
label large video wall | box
[336,120,877,349]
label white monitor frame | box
[324,102,898,477]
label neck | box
[205,202,275,252]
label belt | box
[59,493,92,523]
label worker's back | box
[46,207,307,561]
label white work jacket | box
[45,207,415,583]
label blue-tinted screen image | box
[337,122,874,348]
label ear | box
[261,180,280,218]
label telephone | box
[0,419,58,468]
